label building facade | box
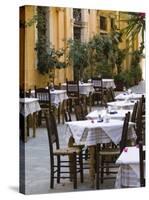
[20,6,142,90]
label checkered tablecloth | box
[86,109,132,121]
[66,119,136,146]
[31,89,68,108]
[107,100,135,110]
[115,164,140,188]
[20,98,41,117]
[61,83,94,96]
[115,146,145,188]
[102,79,116,88]
[88,79,116,89]
[50,90,68,107]
[115,93,143,101]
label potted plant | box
[114,72,126,91]
[66,39,88,81]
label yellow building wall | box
[20,6,141,90]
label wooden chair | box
[139,141,145,187]
[47,82,62,124]
[64,109,72,122]
[64,108,89,161]
[101,87,115,107]
[135,96,145,144]
[66,79,80,112]
[108,87,115,102]
[131,101,138,123]
[45,111,83,189]
[74,104,86,121]
[20,88,31,98]
[91,77,105,105]
[47,82,61,90]
[35,86,51,126]
[96,112,130,189]
[141,95,145,144]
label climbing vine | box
[35,6,66,77]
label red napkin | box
[123,147,128,152]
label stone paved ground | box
[23,80,145,195]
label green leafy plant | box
[85,28,127,78]
[67,39,88,80]
[129,50,143,85]
[122,12,145,53]
[35,6,66,83]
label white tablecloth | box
[62,79,115,96]
[115,146,145,188]
[31,89,68,107]
[88,78,116,89]
[66,119,136,146]
[107,100,135,110]
[20,98,41,117]
[50,89,68,107]
[102,79,116,88]
[115,93,144,101]
[61,83,94,96]
[86,109,132,120]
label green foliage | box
[115,48,127,73]
[129,50,143,85]
[67,28,128,81]
[114,72,125,82]
[20,15,38,28]
[86,29,126,78]
[114,49,143,90]
[122,12,145,53]
[67,39,88,80]
[35,6,66,77]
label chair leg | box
[72,153,77,189]
[85,148,88,160]
[106,163,109,175]
[79,152,84,183]
[26,116,30,137]
[67,99,72,113]
[96,145,100,189]
[57,155,60,183]
[100,156,104,184]
[32,112,36,137]
[37,111,42,127]
[89,92,92,112]
[57,104,61,124]
[50,161,54,189]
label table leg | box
[24,116,29,142]
[89,92,92,112]
[32,112,36,137]
[57,103,61,124]
[61,99,67,124]
[88,145,96,188]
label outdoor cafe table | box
[115,146,145,188]
[107,100,136,110]
[61,79,116,96]
[86,109,132,121]
[31,89,68,123]
[61,82,94,96]
[31,89,68,107]
[115,92,144,101]
[87,78,116,89]
[102,78,116,88]
[50,89,68,107]
[20,97,41,142]
[65,119,136,186]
